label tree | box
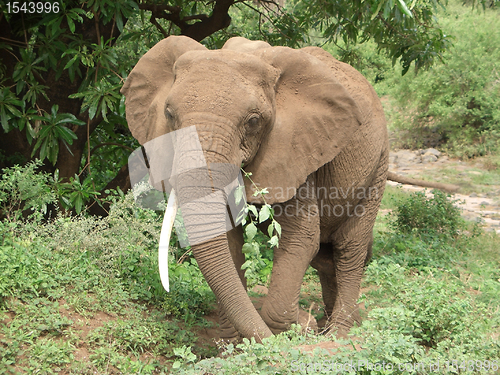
[0,0,453,214]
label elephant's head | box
[121,36,362,340]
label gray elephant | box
[121,36,390,341]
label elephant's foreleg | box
[260,180,321,333]
[218,225,246,341]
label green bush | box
[390,189,464,238]
[359,262,499,366]
[384,2,500,156]
[0,160,56,223]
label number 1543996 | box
[6,2,60,13]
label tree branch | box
[139,0,235,42]
[90,142,134,156]
[150,15,169,38]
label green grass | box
[380,184,411,211]
[0,192,217,374]
[1,168,499,374]
[412,156,500,195]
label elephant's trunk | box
[160,191,271,339]
[168,122,272,341]
[191,233,272,340]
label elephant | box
[120,35,433,342]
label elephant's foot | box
[259,304,318,335]
[321,304,361,338]
[219,326,242,342]
[218,308,243,343]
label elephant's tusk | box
[159,189,178,292]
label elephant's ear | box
[222,37,271,52]
[244,47,363,204]
[121,36,207,145]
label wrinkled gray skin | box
[121,36,389,341]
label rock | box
[422,154,438,163]
[480,201,490,206]
[389,152,398,164]
[423,148,441,157]
[470,193,478,197]
[439,155,449,162]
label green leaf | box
[242,243,254,254]
[39,138,48,161]
[273,221,282,237]
[55,126,77,143]
[397,0,413,18]
[88,98,99,120]
[115,13,124,32]
[371,0,386,20]
[259,204,271,223]
[267,222,274,238]
[64,55,79,70]
[245,222,257,242]
[234,185,244,205]
[75,195,83,213]
[0,107,9,132]
[48,140,59,165]
[37,125,53,140]
[67,16,75,33]
[248,205,258,218]
[5,104,22,118]
[268,235,279,248]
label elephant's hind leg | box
[310,243,337,321]
[325,184,386,337]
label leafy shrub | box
[0,160,56,222]
[162,259,215,322]
[0,169,215,321]
[390,189,464,238]
[0,238,62,303]
[384,2,500,156]
[88,311,195,357]
[324,39,393,89]
[0,160,111,218]
[363,262,495,351]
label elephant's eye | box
[246,115,260,128]
[165,106,174,122]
